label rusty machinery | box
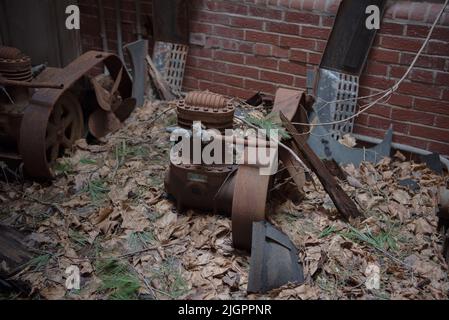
[165,91,271,251]
[0,46,135,179]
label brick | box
[398,82,441,99]
[400,53,446,70]
[245,30,279,45]
[378,22,404,36]
[365,62,389,76]
[307,52,321,65]
[428,142,449,156]
[389,94,414,108]
[214,51,244,64]
[190,22,212,34]
[190,33,206,46]
[279,61,307,75]
[391,109,435,126]
[279,36,315,50]
[410,69,435,84]
[184,67,214,81]
[406,24,430,38]
[415,98,449,116]
[244,79,276,94]
[272,46,288,58]
[266,21,300,35]
[196,58,228,72]
[427,41,449,56]
[228,64,259,79]
[353,125,387,140]
[301,26,331,40]
[245,56,278,70]
[410,2,429,22]
[435,115,449,129]
[230,17,264,30]
[182,77,199,90]
[254,43,272,56]
[436,72,449,85]
[284,11,320,25]
[189,46,213,59]
[381,36,422,52]
[228,86,253,99]
[198,81,228,95]
[394,135,429,149]
[213,73,243,87]
[410,125,449,141]
[360,75,395,90]
[369,48,400,64]
[260,70,294,86]
[290,49,307,63]
[294,76,307,88]
[248,6,282,20]
[212,26,244,40]
[208,1,248,15]
[368,116,409,134]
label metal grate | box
[313,69,359,140]
[152,41,188,93]
[331,73,359,140]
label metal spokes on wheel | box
[45,93,84,165]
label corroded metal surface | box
[232,164,270,251]
[177,91,234,130]
[18,51,133,179]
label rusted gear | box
[177,91,235,130]
[232,165,271,251]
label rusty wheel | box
[45,93,84,165]
[20,92,84,179]
[231,165,270,251]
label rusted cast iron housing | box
[0,47,134,179]
[165,91,236,216]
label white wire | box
[292,0,449,127]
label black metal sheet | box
[320,0,387,75]
[247,222,304,293]
[152,0,190,44]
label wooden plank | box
[280,112,361,220]
[146,55,176,101]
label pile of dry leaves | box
[0,100,447,300]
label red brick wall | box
[79,0,449,156]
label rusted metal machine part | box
[0,77,63,89]
[165,163,237,215]
[88,68,136,139]
[177,91,234,130]
[18,51,133,179]
[232,164,271,251]
[165,91,237,214]
[271,88,310,195]
[0,46,32,82]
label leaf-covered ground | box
[0,100,448,300]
